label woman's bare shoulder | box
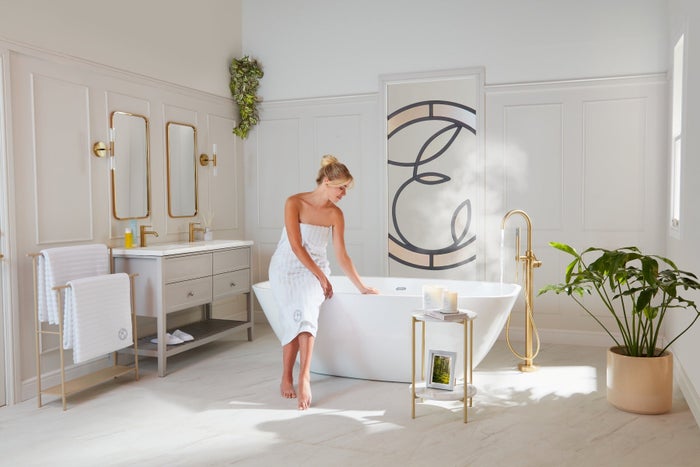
[286,193,308,207]
[328,204,344,224]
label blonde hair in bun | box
[316,154,354,188]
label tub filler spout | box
[501,209,541,372]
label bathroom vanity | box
[112,240,254,376]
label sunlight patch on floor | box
[478,365,598,401]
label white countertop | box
[112,239,253,257]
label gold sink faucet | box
[139,225,159,247]
[189,222,205,242]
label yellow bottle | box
[124,228,134,249]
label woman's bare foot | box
[298,377,312,410]
[280,377,296,399]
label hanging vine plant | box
[229,55,264,139]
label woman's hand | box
[361,286,379,295]
[318,275,333,299]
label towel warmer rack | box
[29,250,140,410]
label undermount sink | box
[112,239,253,256]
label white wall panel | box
[256,118,301,229]
[9,49,238,400]
[504,103,563,231]
[313,115,363,232]
[245,95,382,286]
[486,75,666,334]
[583,98,645,231]
[207,114,239,233]
[32,75,92,243]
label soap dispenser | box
[124,228,134,249]
[130,219,138,245]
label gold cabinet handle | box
[0,253,3,259]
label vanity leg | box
[246,292,254,341]
[157,316,167,377]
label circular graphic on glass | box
[387,100,477,270]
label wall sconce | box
[200,144,218,176]
[93,128,115,160]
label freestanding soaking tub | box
[252,276,521,383]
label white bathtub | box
[252,276,521,383]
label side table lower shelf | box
[411,381,478,401]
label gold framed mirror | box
[110,111,151,220]
[166,122,198,218]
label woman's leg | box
[297,332,315,410]
[281,338,299,398]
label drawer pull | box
[187,291,195,297]
[230,282,236,287]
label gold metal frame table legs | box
[411,312,475,423]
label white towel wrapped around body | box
[64,273,133,364]
[37,244,110,325]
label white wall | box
[243,0,667,100]
[0,0,241,97]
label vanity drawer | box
[163,254,212,283]
[213,269,250,300]
[164,276,213,313]
[213,248,250,274]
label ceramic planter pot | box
[606,346,673,414]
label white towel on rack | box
[64,273,133,364]
[37,244,110,325]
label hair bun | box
[321,154,338,167]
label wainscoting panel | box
[583,97,646,232]
[32,74,93,244]
[485,74,667,332]
[313,114,364,232]
[206,113,239,234]
[245,95,381,286]
[256,117,302,230]
[503,103,563,231]
[8,48,238,399]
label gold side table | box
[411,311,477,423]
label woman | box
[268,155,378,410]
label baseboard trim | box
[673,356,700,427]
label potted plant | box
[539,243,700,414]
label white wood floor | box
[2,323,699,466]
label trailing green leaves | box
[229,56,264,139]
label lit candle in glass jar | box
[422,285,445,311]
[443,291,458,311]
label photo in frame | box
[427,349,457,390]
